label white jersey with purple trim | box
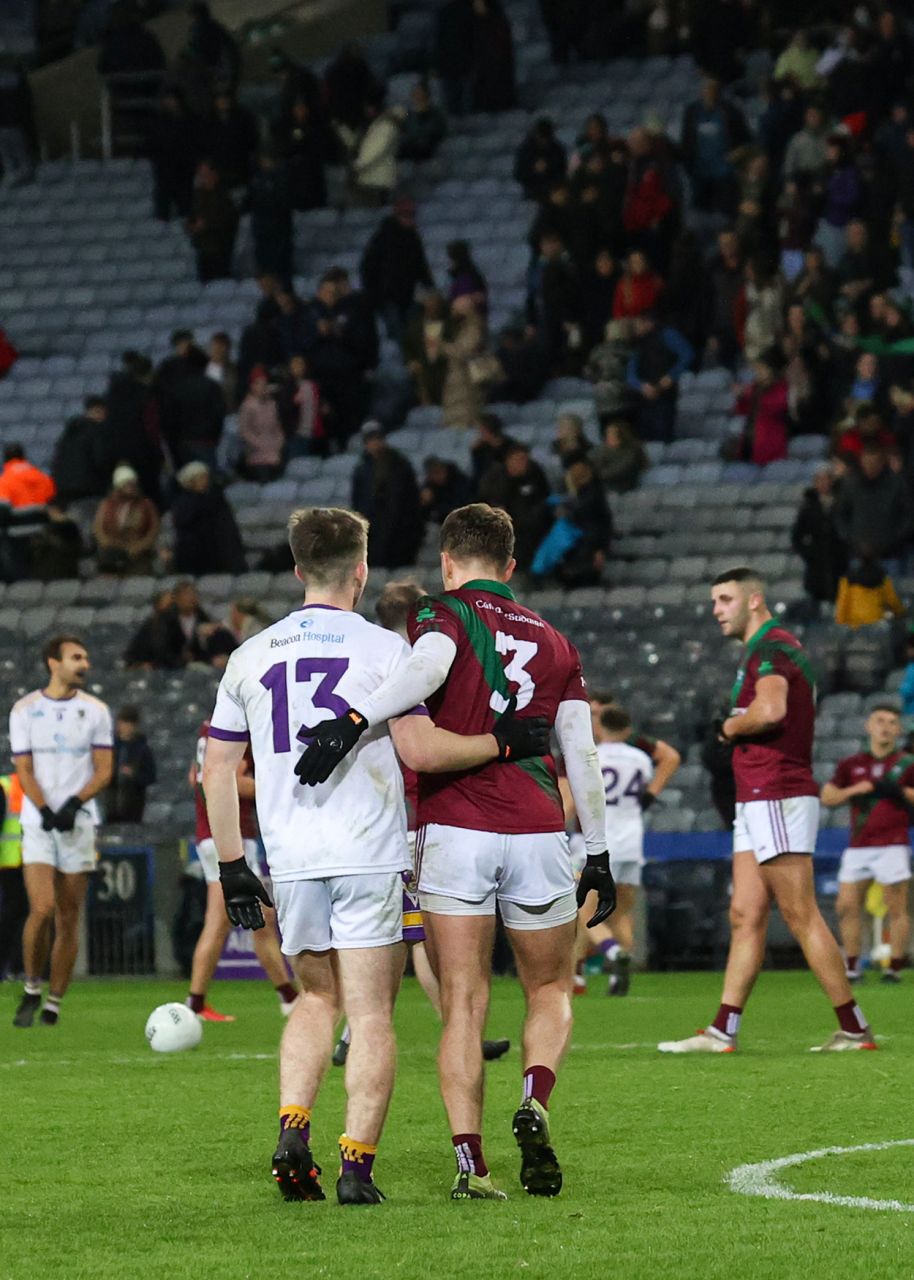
[596,740,653,864]
[9,688,113,827]
[209,605,418,881]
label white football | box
[145,1002,203,1053]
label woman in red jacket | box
[732,354,790,465]
[612,250,664,320]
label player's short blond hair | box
[287,507,368,587]
[440,503,514,569]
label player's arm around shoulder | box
[391,713,499,774]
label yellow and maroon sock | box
[339,1134,376,1183]
[452,1133,488,1177]
[522,1065,556,1109]
[279,1105,311,1143]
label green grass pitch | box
[1,971,912,1280]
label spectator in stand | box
[625,311,693,443]
[105,351,164,507]
[552,413,592,469]
[419,455,473,526]
[168,345,225,468]
[705,229,744,367]
[402,291,448,407]
[441,295,489,427]
[469,412,516,491]
[237,366,285,483]
[622,126,676,271]
[172,462,246,576]
[202,88,258,191]
[92,465,160,575]
[783,102,830,181]
[446,239,488,310]
[584,318,637,423]
[198,599,270,668]
[776,174,818,282]
[398,80,447,163]
[125,588,184,669]
[834,444,911,571]
[592,420,649,493]
[791,244,837,317]
[479,441,550,571]
[324,43,379,132]
[773,30,821,92]
[833,403,894,460]
[551,455,613,588]
[183,3,240,93]
[815,135,863,268]
[526,230,581,373]
[513,118,567,203]
[837,220,892,308]
[434,0,475,117]
[491,323,548,404]
[582,248,620,351]
[733,148,774,257]
[344,92,402,208]
[350,422,422,568]
[0,444,55,508]
[51,395,110,503]
[0,56,35,187]
[29,502,84,581]
[278,354,326,458]
[612,249,663,320]
[301,272,367,448]
[728,353,790,465]
[835,548,906,629]
[539,0,586,65]
[471,0,516,114]
[274,96,335,211]
[680,75,750,217]
[105,706,157,824]
[249,149,294,282]
[742,256,785,362]
[187,159,239,282]
[146,89,197,222]
[205,332,238,412]
[360,196,434,344]
[792,464,848,611]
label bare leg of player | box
[410,940,442,1014]
[186,884,233,1020]
[273,950,339,1202]
[881,880,911,980]
[252,906,299,1013]
[835,880,868,978]
[764,855,875,1049]
[44,871,89,1020]
[21,864,55,984]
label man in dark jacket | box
[168,347,225,468]
[51,396,111,503]
[833,445,911,569]
[105,351,164,505]
[478,441,551,569]
[625,312,694,443]
[350,423,422,568]
[200,89,258,190]
[146,90,197,221]
[249,150,294,282]
[419,455,473,526]
[398,81,447,162]
[680,76,749,216]
[360,197,434,343]
[187,160,239,282]
[434,0,475,117]
[513,117,567,203]
[172,462,246,575]
[792,466,848,607]
[469,411,517,491]
[525,231,581,373]
[106,706,157,823]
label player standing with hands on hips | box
[10,635,114,1028]
[202,508,549,1206]
[296,504,616,1201]
[659,568,876,1054]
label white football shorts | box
[416,824,577,930]
[733,796,820,863]
[21,812,97,875]
[196,837,261,885]
[838,845,912,886]
[609,859,642,887]
[273,871,403,954]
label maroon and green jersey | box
[627,730,657,758]
[730,620,818,803]
[830,751,914,847]
[407,579,588,833]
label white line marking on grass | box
[728,1140,914,1213]
[0,1051,277,1069]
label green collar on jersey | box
[458,579,516,601]
[744,617,779,654]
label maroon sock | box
[890,956,906,973]
[186,992,205,1014]
[276,982,297,1004]
[845,955,859,973]
[452,1133,488,1177]
[710,1004,742,1039]
[835,1000,868,1034]
[522,1065,556,1109]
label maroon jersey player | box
[822,704,914,983]
[659,567,876,1055]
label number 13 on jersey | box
[260,658,351,753]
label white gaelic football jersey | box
[209,604,416,881]
[596,740,654,863]
[9,689,114,827]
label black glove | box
[576,851,617,927]
[218,856,273,930]
[492,694,551,762]
[294,708,369,787]
[40,805,57,832]
[711,714,732,744]
[872,776,905,803]
[639,791,657,811]
[54,796,83,833]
